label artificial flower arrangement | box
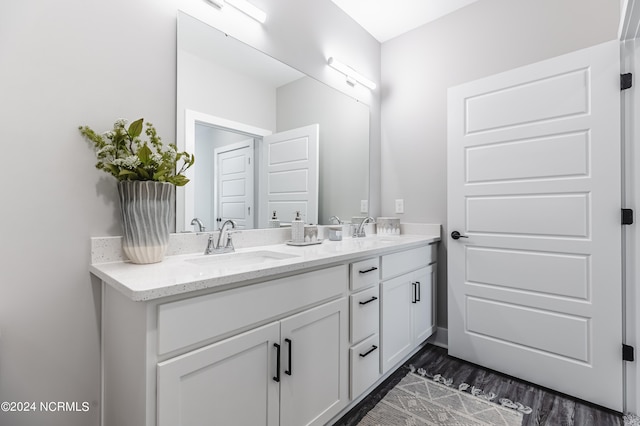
[78,118,194,186]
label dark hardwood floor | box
[333,344,623,426]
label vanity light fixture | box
[327,57,376,90]
[224,0,267,23]
[204,0,225,9]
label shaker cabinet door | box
[412,265,436,344]
[279,298,348,426]
[157,322,280,426]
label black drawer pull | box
[358,266,378,274]
[411,282,417,303]
[284,338,292,376]
[416,281,421,302]
[359,345,378,358]
[273,343,281,382]
[359,296,378,305]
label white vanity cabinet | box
[95,234,440,426]
[157,297,348,426]
[102,265,349,426]
[380,244,437,374]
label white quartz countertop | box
[90,234,439,301]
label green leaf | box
[153,166,168,181]
[136,167,150,179]
[137,144,152,165]
[118,169,137,177]
[128,118,144,138]
[171,175,190,186]
[104,163,120,176]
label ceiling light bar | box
[224,0,267,23]
[204,0,225,9]
[327,57,376,90]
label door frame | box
[178,109,272,232]
[621,37,640,416]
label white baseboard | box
[427,327,448,349]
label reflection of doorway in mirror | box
[214,140,254,229]
[182,109,320,232]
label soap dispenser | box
[268,211,280,228]
[291,211,304,243]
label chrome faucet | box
[354,217,375,238]
[329,215,342,224]
[205,220,236,254]
[191,218,205,232]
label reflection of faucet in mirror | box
[191,218,205,232]
[354,217,375,238]
[329,216,342,224]
[205,220,237,255]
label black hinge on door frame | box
[621,73,633,90]
[623,344,635,362]
[622,209,634,225]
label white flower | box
[150,153,163,165]
[114,118,128,127]
[113,155,141,169]
[96,145,115,156]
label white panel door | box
[259,124,319,226]
[214,139,254,229]
[448,40,622,410]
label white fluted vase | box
[117,181,174,264]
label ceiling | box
[331,0,481,42]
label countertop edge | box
[92,235,440,302]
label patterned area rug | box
[357,372,523,426]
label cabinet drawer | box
[157,265,347,355]
[350,334,380,399]
[350,258,380,291]
[350,286,379,344]
[381,244,435,280]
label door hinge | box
[622,209,634,225]
[623,344,635,362]
[622,73,633,90]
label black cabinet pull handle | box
[411,282,417,303]
[273,343,281,382]
[359,267,378,274]
[416,281,421,302]
[359,296,378,305]
[284,338,292,376]
[359,345,378,358]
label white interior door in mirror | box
[259,124,319,227]
[214,139,254,229]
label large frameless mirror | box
[176,11,370,231]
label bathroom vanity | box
[91,230,439,426]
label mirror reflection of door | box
[191,115,319,232]
[259,124,319,227]
[214,139,254,229]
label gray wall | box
[0,1,379,425]
[380,0,619,327]
[277,77,370,224]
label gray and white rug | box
[357,372,524,426]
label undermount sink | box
[185,250,299,267]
